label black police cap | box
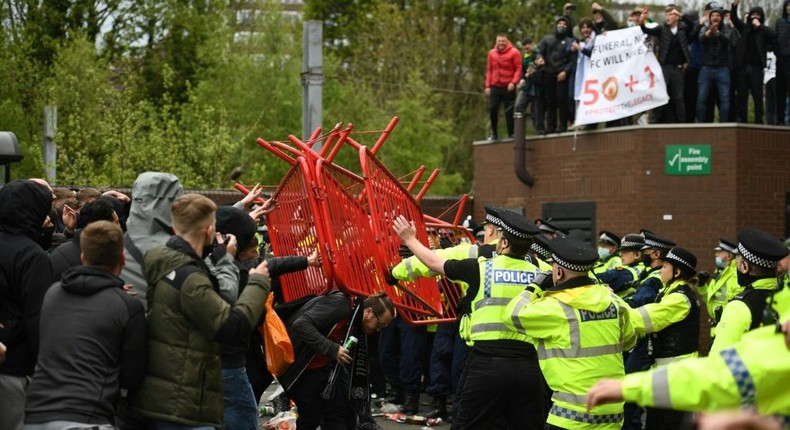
[618,234,645,251]
[537,218,566,236]
[714,238,738,254]
[548,236,599,272]
[498,210,540,239]
[482,206,505,228]
[597,230,620,246]
[665,247,697,273]
[642,232,675,250]
[737,227,790,269]
[531,235,553,261]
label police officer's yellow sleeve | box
[506,294,565,343]
[709,300,752,354]
[622,325,790,415]
[630,293,691,336]
[615,295,638,351]
[391,245,474,281]
[621,356,742,411]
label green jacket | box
[133,236,270,427]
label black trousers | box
[736,64,764,123]
[489,86,516,137]
[286,367,349,430]
[646,406,691,430]
[451,349,546,430]
[776,56,790,125]
[654,65,686,124]
[684,67,700,123]
[542,72,570,133]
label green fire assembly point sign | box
[665,145,711,176]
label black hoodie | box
[0,180,55,376]
[24,266,146,425]
[731,3,776,67]
[776,0,790,57]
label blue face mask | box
[598,247,611,260]
[715,256,726,269]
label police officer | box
[536,218,566,239]
[597,234,646,297]
[393,210,545,429]
[593,231,621,275]
[705,238,742,325]
[587,315,790,417]
[529,234,554,272]
[629,247,701,429]
[704,238,743,323]
[390,207,504,283]
[386,207,506,420]
[628,232,676,307]
[506,236,637,430]
[710,227,790,353]
[619,232,675,429]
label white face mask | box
[715,256,726,269]
[598,247,612,260]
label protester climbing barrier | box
[241,117,471,324]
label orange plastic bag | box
[260,294,294,376]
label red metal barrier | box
[249,118,468,324]
[263,157,332,301]
[358,146,448,323]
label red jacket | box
[485,41,522,88]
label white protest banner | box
[574,26,668,126]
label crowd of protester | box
[486,0,790,137]
[2,176,790,430]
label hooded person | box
[536,15,576,133]
[730,0,776,123]
[23,221,146,430]
[0,179,55,430]
[120,172,183,310]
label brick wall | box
[473,124,790,273]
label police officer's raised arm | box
[393,215,447,277]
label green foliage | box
[0,0,593,195]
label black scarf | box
[322,298,370,402]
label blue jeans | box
[221,367,259,430]
[697,66,730,122]
[153,421,213,430]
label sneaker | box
[487,134,499,141]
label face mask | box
[627,21,637,27]
[737,271,763,286]
[715,256,726,269]
[598,247,611,260]
[641,254,652,265]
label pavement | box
[258,382,450,429]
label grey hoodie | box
[120,172,182,310]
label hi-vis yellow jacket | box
[468,256,538,343]
[506,278,637,429]
[710,277,779,354]
[621,321,790,416]
[392,242,479,283]
[706,260,742,323]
